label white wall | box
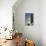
[0,0,16,30]
[13,0,41,46]
[0,0,46,46]
[41,0,46,46]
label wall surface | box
[0,0,16,30]
[0,0,46,46]
[0,0,17,39]
[13,0,41,46]
[41,0,46,46]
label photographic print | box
[25,13,34,26]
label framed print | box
[25,13,34,26]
